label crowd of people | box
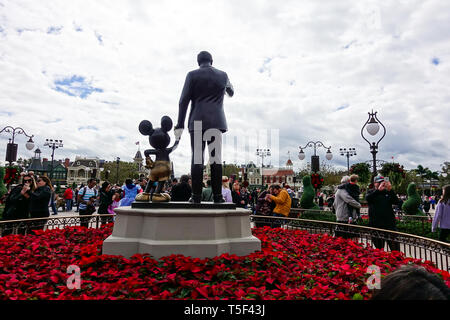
[1,171,450,300]
[2,171,449,243]
[1,172,54,234]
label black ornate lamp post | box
[0,126,34,167]
[361,110,386,181]
[298,141,332,173]
[340,147,357,174]
[256,148,270,186]
[44,139,63,180]
[116,157,120,184]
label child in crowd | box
[108,191,121,219]
[344,174,360,223]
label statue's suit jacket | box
[177,65,234,133]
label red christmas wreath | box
[311,172,324,189]
[3,167,19,185]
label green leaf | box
[273,257,283,265]
[352,293,363,300]
[180,287,191,298]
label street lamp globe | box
[298,150,305,160]
[25,137,35,150]
[442,172,448,178]
[366,116,380,136]
[326,149,333,161]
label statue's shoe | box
[152,193,170,202]
[188,194,201,204]
[161,193,171,201]
[135,192,151,202]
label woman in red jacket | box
[63,187,74,211]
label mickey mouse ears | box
[138,116,173,136]
[161,116,173,132]
[139,120,154,136]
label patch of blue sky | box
[43,118,63,124]
[95,31,103,45]
[343,40,356,49]
[16,28,36,34]
[431,57,440,65]
[259,57,273,75]
[53,75,103,99]
[118,136,126,140]
[0,110,13,116]
[73,22,83,32]
[336,104,350,111]
[78,125,99,131]
[101,101,120,106]
[47,26,63,34]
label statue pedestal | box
[102,202,261,259]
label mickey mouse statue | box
[135,116,180,202]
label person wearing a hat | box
[366,175,400,251]
[221,176,232,203]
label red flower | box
[0,225,448,300]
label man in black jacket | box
[366,175,400,251]
[170,175,192,202]
[174,51,234,204]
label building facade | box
[27,148,68,186]
[66,156,101,186]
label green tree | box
[349,163,371,186]
[380,162,406,191]
[414,165,428,195]
[0,167,7,198]
[222,163,240,178]
[319,162,347,188]
[101,161,140,185]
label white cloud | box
[0,0,449,176]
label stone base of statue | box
[102,202,261,259]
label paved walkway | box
[50,206,99,217]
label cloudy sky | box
[1,0,449,176]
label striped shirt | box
[78,186,98,210]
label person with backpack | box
[77,178,98,228]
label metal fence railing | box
[287,208,436,239]
[0,214,115,237]
[250,215,450,272]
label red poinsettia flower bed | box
[0,225,448,300]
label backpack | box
[78,186,98,204]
